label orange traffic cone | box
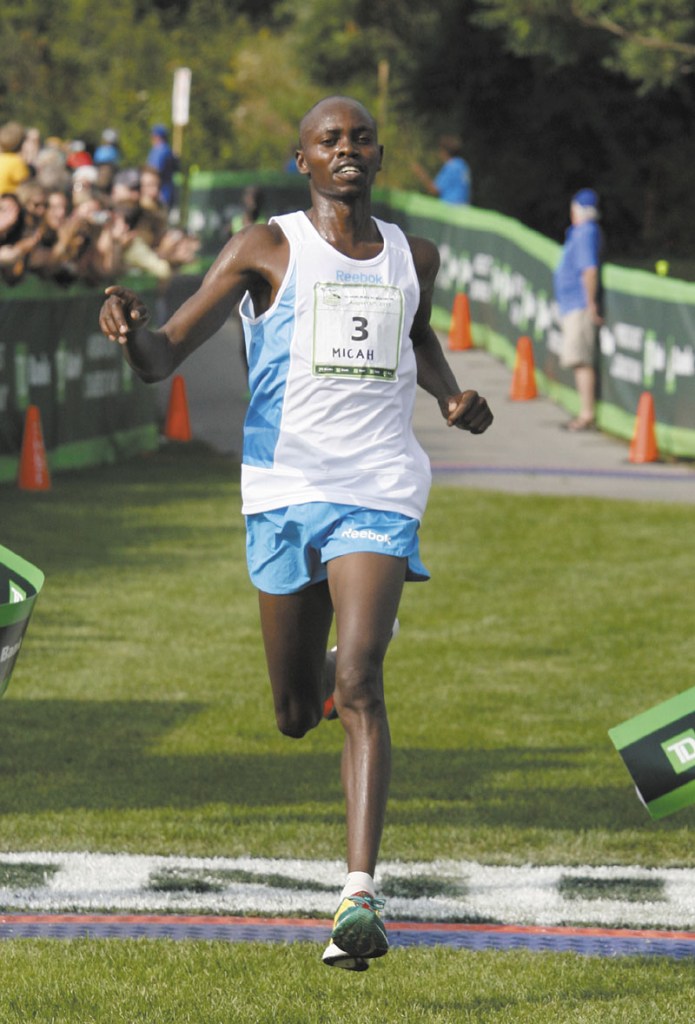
[509,335,537,400]
[17,405,51,491]
[448,292,473,351]
[629,392,659,463]
[164,374,192,442]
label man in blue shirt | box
[146,124,176,208]
[553,188,603,431]
[94,128,120,169]
[412,134,471,204]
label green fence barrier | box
[0,275,161,483]
[2,173,694,476]
[0,545,44,698]
[374,189,695,457]
[186,173,695,456]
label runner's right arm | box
[98,223,287,382]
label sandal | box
[564,417,596,432]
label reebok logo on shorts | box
[341,528,392,545]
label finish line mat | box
[1,853,695,934]
[1,914,695,960]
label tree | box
[474,0,695,91]
[0,0,261,167]
[2,0,695,260]
[0,0,170,151]
[220,26,318,170]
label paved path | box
[157,321,695,504]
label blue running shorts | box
[245,502,430,594]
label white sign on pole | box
[172,67,192,127]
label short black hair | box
[298,96,377,147]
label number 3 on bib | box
[312,282,404,381]
[351,316,369,342]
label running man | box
[99,95,493,971]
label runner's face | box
[297,101,382,195]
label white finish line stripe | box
[0,854,694,930]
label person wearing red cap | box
[553,188,604,431]
[65,140,94,171]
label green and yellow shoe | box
[321,939,369,971]
[326,891,389,961]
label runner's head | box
[296,96,383,194]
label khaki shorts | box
[560,308,597,369]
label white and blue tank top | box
[239,211,432,521]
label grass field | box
[1,443,695,1021]
[1,941,695,1024]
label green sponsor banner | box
[4,175,695,476]
[183,170,308,258]
[0,545,45,698]
[609,687,695,819]
[183,175,695,456]
[376,190,695,455]
[0,276,160,477]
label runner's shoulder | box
[231,220,287,254]
[406,234,440,288]
[211,220,288,276]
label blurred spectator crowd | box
[0,120,200,289]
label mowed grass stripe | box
[2,444,695,1021]
[0,443,694,872]
[0,940,694,1024]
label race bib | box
[312,282,404,381]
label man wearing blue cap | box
[553,188,604,431]
[94,129,121,168]
[146,124,176,208]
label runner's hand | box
[445,390,493,434]
[99,285,151,344]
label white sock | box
[341,872,375,900]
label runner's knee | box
[274,698,321,738]
[335,660,385,716]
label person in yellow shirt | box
[0,122,31,195]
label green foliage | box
[280,0,437,94]
[0,1,261,168]
[2,3,695,278]
[158,3,254,172]
[221,26,318,170]
[475,0,695,90]
[474,0,610,66]
[0,0,166,148]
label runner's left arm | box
[408,236,493,434]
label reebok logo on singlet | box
[336,270,383,284]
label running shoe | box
[322,646,339,721]
[325,891,389,961]
[321,939,369,972]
